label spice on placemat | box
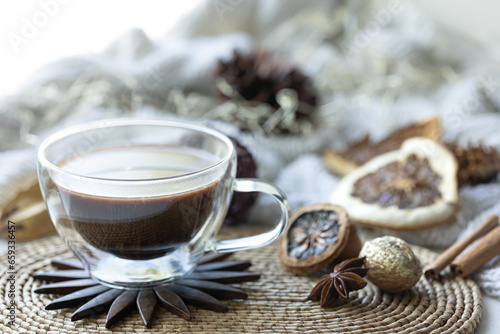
[425,214,499,279]
[307,257,368,307]
[451,223,500,277]
[360,236,422,293]
[6,233,483,333]
[278,203,362,274]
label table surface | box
[0,237,497,333]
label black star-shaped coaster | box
[32,253,260,328]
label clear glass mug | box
[37,119,289,288]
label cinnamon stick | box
[424,214,499,279]
[450,224,500,277]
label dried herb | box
[308,257,368,308]
[445,142,500,187]
[351,154,442,209]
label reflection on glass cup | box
[37,119,289,288]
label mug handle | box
[213,179,290,253]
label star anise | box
[351,154,442,209]
[307,257,368,308]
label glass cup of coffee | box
[37,119,289,288]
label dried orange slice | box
[279,203,361,274]
[330,138,458,230]
[324,117,442,176]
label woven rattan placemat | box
[1,227,482,333]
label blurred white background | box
[417,0,500,55]
[1,1,500,333]
[3,0,500,97]
[0,0,199,96]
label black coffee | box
[57,145,222,260]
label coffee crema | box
[57,145,223,260]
